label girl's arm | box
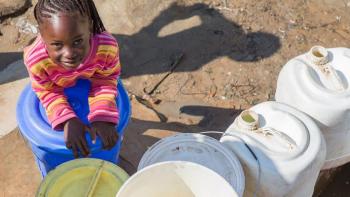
[88,43,121,125]
[30,71,94,156]
[28,71,77,130]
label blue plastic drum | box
[16,79,131,177]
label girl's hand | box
[90,121,118,150]
[64,118,96,158]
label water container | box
[138,133,245,196]
[117,161,239,197]
[275,46,350,169]
[220,101,326,197]
[16,79,131,177]
[37,158,129,197]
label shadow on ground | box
[114,3,280,78]
[0,52,22,71]
[180,105,242,131]
[318,163,350,197]
[120,105,242,174]
[0,58,28,85]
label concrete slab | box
[0,60,29,138]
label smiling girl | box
[24,0,121,158]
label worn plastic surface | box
[221,101,326,197]
[17,79,131,177]
[275,47,350,169]
[37,158,129,197]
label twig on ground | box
[145,52,184,95]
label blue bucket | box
[16,79,131,177]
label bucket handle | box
[85,160,105,197]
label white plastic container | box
[116,161,239,197]
[275,46,350,169]
[220,101,326,197]
[138,133,245,196]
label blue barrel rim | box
[16,79,131,155]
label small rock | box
[288,20,298,29]
[336,16,342,23]
[16,17,38,34]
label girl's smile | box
[39,12,91,69]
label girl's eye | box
[51,43,63,49]
[73,39,83,46]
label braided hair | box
[34,0,106,35]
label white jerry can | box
[275,46,350,169]
[220,102,326,197]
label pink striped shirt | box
[23,32,121,130]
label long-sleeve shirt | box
[23,32,121,130]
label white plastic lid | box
[138,133,245,196]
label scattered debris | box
[336,16,342,23]
[142,93,161,105]
[130,93,168,122]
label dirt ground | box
[1,0,350,196]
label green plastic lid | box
[37,158,129,197]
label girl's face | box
[39,12,91,69]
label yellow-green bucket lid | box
[37,158,129,197]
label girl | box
[24,0,121,158]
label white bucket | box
[138,133,245,196]
[116,161,239,197]
[275,46,350,169]
[221,101,326,197]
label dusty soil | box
[1,0,350,196]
